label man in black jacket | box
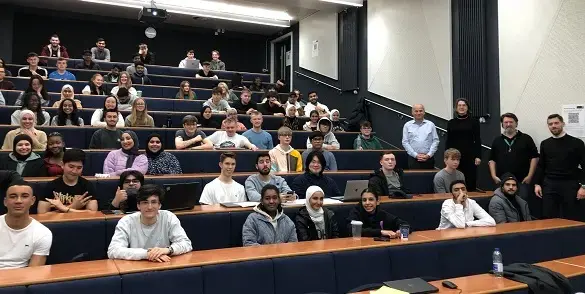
[368,151,409,197]
[232,89,257,115]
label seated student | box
[51,98,84,126]
[91,38,111,62]
[127,55,148,76]
[0,57,12,76]
[218,82,239,102]
[91,96,125,127]
[0,67,15,90]
[137,44,155,65]
[40,34,69,59]
[0,134,47,177]
[285,91,306,117]
[103,130,148,176]
[306,117,340,150]
[203,87,231,113]
[245,153,294,202]
[249,77,265,92]
[146,134,182,175]
[175,115,214,150]
[125,98,154,127]
[110,72,138,100]
[82,73,109,95]
[282,105,302,131]
[242,111,273,149]
[17,52,48,78]
[232,89,257,114]
[208,119,259,150]
[43,132,65,176]
[295,186,340,241]
[437,180,496,229]
[368,151,409,198]
[434,148,466,193]
[109,170,144,210]
[108,184,193,262]
[48,57,76,81]
[115,87,136,112]
[269,127,303,172]
[88,110,124,149]
[347,188,410,238]
[488,173,531,224]
[130,61,151,85]
[75,50,101,70]
[196,61,218,79]
[303,91,329,117]
[38,148,99,214]
[11,93,50,126]
[210,50,226,70]
[330,109,346,132]
[15,76,50,107]
[242,184,298,246]
[226,108,247,131]
[258,91,286,116]
[178,50,202,69]
[303,110,320,131]
[53,84,82,109]
[175,81,197,100]
[0,182,52,269]
[200,152,246,205]
[3,110,47,151]
[291,150,341,198]
[354,121,383,150]
[104,65,121,83]
[199,105,220,129]
[302,131,338,171]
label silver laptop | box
[184,59,201,69]
[331,180,369,202]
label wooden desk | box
[32,211,106,224]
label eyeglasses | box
[123,179,141,184]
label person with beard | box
[40,35,69,60]
[295,186,339,241]
[103,130,148,176]
[437,180,495,229]
[346,188,409,238]
[90,96,125,128]
[245,153,294,202]
[291,150,341,198]
[37,149,98,214]
[43,132,65,176]
[75,50,101,70]
[145,134,182,175]
[242,184,297,246]
[489,173,531,223]
[82,73,109,95]
[89,109,123,149]
[303,91,330,118]
[109,170,144,210]
[489,113,539,201]
[0,134,46,177]
[200,152,246,205]
[104,65,121,83]
[130,62,151,85]
[535,114,585,221]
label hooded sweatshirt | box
[488,173,531,223]
[306,117,340,149]
[269,145,303,172]
[242,204,297,246]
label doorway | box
[270,32,293,92]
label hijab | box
[121,130,139,168]
[199,105,214,127]
[305,186,326,233]
[145,133,164,159]
[19,110,36,130]
[12,134,33,161]
[60,84,74,100]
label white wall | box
[499,0,585,144]
[367,0,453,119]
[299,10,339,80]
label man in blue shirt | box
[48,57,76,81]
[242,111,274,150]
[402,104,440,169]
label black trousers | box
[458,155,477,191]
[408,156,436,170]
[542,177,583,221]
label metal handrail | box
[294,71,341,91]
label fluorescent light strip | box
[319,0,363,7]
[82,0,144,9]
[160,0,293,21]
[167,9,290,27]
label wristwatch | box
[167,246,174,255]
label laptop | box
[383,278,439,294]
[331,180,369,202]
[162,182,201,211]
[184,59,201,69]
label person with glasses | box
[109,170,144,210]
[108,184,192,262]
[302,131,337,171]
[269,127,302,172]
[354,121,382,150]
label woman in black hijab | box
[145,133,182,175]
[0,134,46,177]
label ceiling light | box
[319,0,363,7]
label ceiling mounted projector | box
[139,7,168,24]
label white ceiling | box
[6,0,350,35]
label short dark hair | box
[211,87,222,96]
[97,38,105,42]
[360,121,372,128]
[202,61,211,66]
[187,50,194,54]
[449,180,467,192]
[182,115,198,125]
[57,57,67,62]
[256,153,270,164]
[547,114,564,122]
[134,61,145,67]
[112,64,122,70]
[27,52,38,58]
[380,151,395,160]
[309,131,324,141]
[360,187,379,200]
[137,184,165,203]
[212,50,220,55]
[83,50,92,56]
[500,113,518,123]
[261,184,280,198]
[266,91,278,98]
[104,109,118,116]
[308,91,317,96]
[6,180,32,196]
[289,92,297,97]
[119,170,145,189]
[51,34,59,39]
[63,148,85,164]
[116,87,129,97]
[220,152,236,163]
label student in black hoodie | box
[347,188,410,238]
[295,186,340,241]
[290,150,341,198]
[368,151,410,198]
[130,62,152,85]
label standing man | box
[91,38,111,62]
[401,104,440,169]
[40,34,69,59]
[303,91,330,118]
[18,52,48,78]
[48,57,76,81]
[175,115,213,150]
[245,153,294,201]
[534,114,585,221]
[210,50,226,70]
[489,113,539,200]
[200,152,246,205]
[89,110,123,149]
[242,111,273,149]
[0,182,52,268]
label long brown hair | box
[129,98,149,126]
[179,80,194,99]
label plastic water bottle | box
[492,248,503,277]
[166,116,172,128]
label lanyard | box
[504,137,516,152]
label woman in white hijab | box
[294,185,339,241]
[53,84,82,109]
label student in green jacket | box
[354,121,383,150]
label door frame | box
[270,31,294,91]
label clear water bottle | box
[492,248,503,277]
[166,116,172,128]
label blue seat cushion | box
[44,220,107,264]
[121,267,203,294]
[27,276,121,294]
[202,259,274,294]
[273,254,337,294]
[333,248,391,294]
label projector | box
[139,7,168,24]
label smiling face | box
[361,192,379,213]
[47,136,64,155]
[310,112,319,123]
[4,185,35,217]
[224,121,237,137]
[148,137,162,153]
[120,73,129,84]
[309,156,322,174]
[62,100,74,115]
[309,191,324,210]
[331,112,340,121]
[121,133,134,150]
[287,107,296,117]
[27,95,40,111]
[105,112,118,127]
[21,114,34,129]
[62,87,73,99]
[97,40,106,49]
[203,107,212,119]
[250,114,263,128]
[104,97,117,110]
[456,101,468,115]
[15,140,31,156]
[241,92,251,103]
[220,157,236,176]
[134,99,146,112]
[412,104,425,120]
[50,36,60,46]
[94,75,104,87]
[256,155,271,176]
[31,79,41,92]
[183,122,197,135]
[212,51,220,60]
[138,195,161,219]
[308,92,318,104]
[261,188,280,214]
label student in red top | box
[44,132,65,176]
[40,34,69,61]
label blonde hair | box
[129,98,149,126]
[117,71,133,88]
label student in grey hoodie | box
[242,184,298,246]
[488,173,531,223]
[306,117,340,150]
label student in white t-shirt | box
[200,152,246,205]
[207,118,259,150]
[0,182,52,269]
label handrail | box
[294,71,341,91]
